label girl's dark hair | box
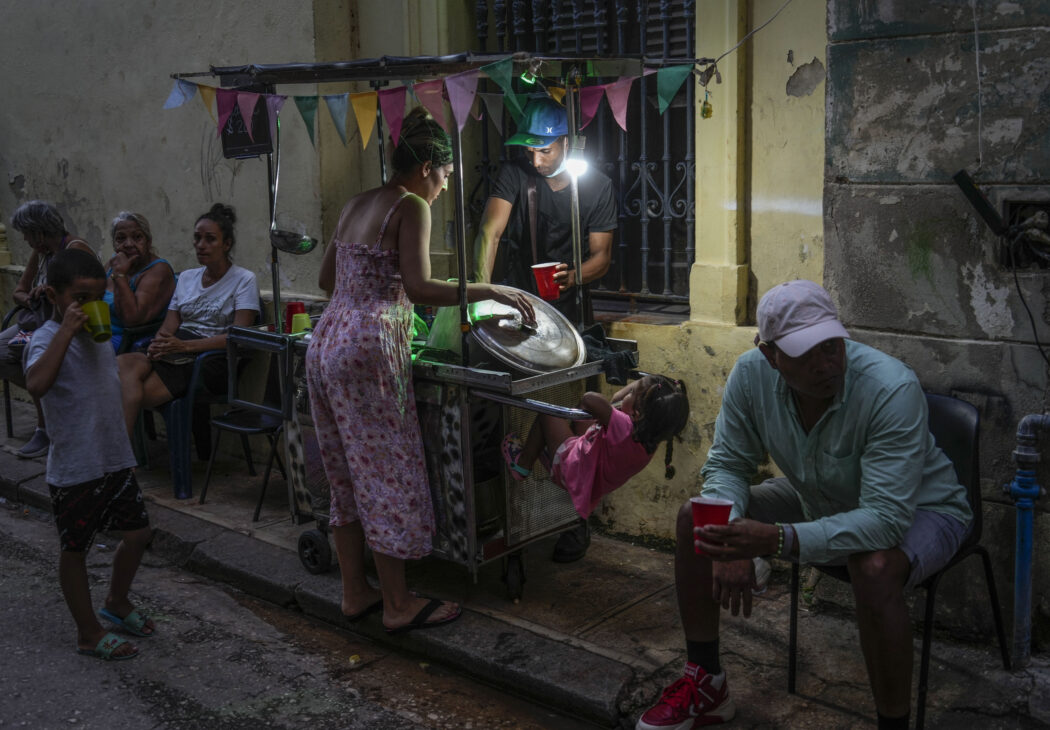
[48,248,105,292]
[391,107,453,174]
[631,375,690,479]
[196,203,237,255]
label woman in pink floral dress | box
[307,109,534,634]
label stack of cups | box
[284,301,306,333]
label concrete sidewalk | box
[1,396,1045,728]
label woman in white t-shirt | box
[117,203,260,437]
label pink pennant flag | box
[378,86,407,146]
[265,95,287,144]
[216,89,237,137]
[236,92,260,141]
[413,79,447,132]
[604,76,637,133]
[445,69,480,132]
[579,85,606,130]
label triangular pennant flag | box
[479,93,504,135]
[265,95,287,144]
[236,92,260,141]
[579,85,606,130]
[293,95,319,146]
[216,89,237,137]
[605,76,636,132]
[163,79,198,109]
[470,93,484,121]
[378,86,407,146]
[548,87,566,104]
[657,64,694,114]
[323,93,350,145]
[350,91,378,149]
[445,69,480,132]
[197,85,217,123]
[479,56,525,124]
[413,79,447,132]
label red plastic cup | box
[284,301,306,333]
[531,262,561,301]
[690,496,733,555]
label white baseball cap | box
[756,280,850,358]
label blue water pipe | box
[1006,413,1050,668]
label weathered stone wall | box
[824,2,1050,639]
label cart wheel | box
[298,529,332,574]
[503,552,526,602]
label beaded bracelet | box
[775,522,785,558]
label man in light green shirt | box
[636,280,971,730]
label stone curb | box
[146,501,631,726]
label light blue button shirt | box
[700,340,972,564]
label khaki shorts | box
[747,477,971,590]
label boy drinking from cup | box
[24,249,154,660]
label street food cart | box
[176,53,644,598]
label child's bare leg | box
[104,527,155,634]
[59,550,136,657]
[516,415,547,470]
[518,414,574,472]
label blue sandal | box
[99,607,155,637]
[77,632,139,661]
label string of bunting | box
[163,57,697,149]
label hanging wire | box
[712,0,797,66]
[1009,232,1050,369]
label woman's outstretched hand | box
[488,285,536,327]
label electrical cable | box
[712,0,797,66]
[971,0,984,170]
[1008,231,1050,369]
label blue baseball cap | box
[506,98,568,147]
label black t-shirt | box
[490,160,617,324]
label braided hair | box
[391,107,453,174]
[630,375,690,479]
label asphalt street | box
[0,500,593,729]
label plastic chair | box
[1,305,28,439]
[786,392,1010,729]
[199,327,291,521]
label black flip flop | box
[384,597,461,635]
[343,599,383,623]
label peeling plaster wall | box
[825,1,1050,638]
[0,2,326,296]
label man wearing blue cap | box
[474,96,618,329]
[475,96,618,563]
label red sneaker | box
[636,663,735,729]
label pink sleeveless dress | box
[306,193,433,559]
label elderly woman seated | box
[104,211,177,352]
[1,200,94,458]
[117,203,259,437]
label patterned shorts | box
[49,468,150,552]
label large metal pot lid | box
[467,292,585,374]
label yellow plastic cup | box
[81,300,112,343]
[290,312,312,334]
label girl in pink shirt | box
[502,374,689,518]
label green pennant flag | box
[480,56,525,123]
[293,95,318,146]
[657,64,694,114]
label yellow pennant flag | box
[197,85,217,123]
[548,87,566,104]
[350,91,378,149]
